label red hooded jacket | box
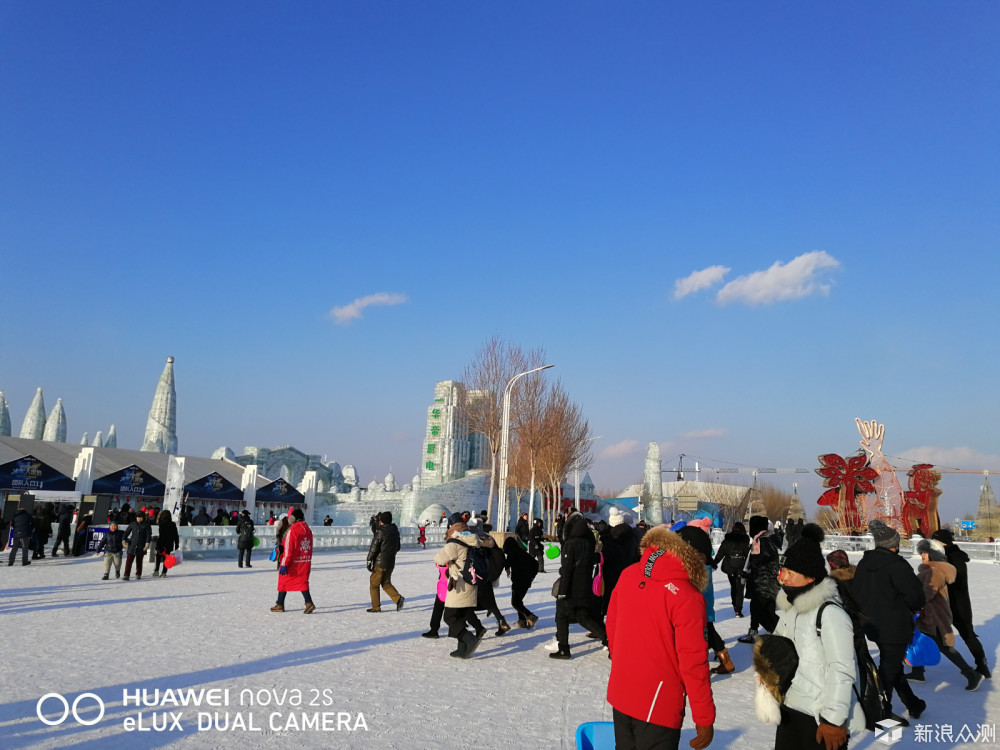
[606,527,715,729]
[278,520,313,592]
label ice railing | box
[820,534,1000,563]
[176,524,447,556]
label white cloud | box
[600,439,640,460]
[896,446,1000,471]
[682,428,727,440]
[672,265,730,300]
[329,292,408,325]
[715,251,840,305]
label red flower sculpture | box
[816,452,878,532]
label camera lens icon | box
[36,693,105,727]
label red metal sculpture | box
[816,452,878,533]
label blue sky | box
[2,2,997,518]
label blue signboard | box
[92,465,165,497]
[961,520,975,530]
[255,478,304,502]
[185,472,244,501]
[0,455,75,492]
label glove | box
[690,724,713,749]
[366,562,374,572]
[816,723,847,750]
[279,566,287,575]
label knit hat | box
[748,515,769,538]
[868,519,900,549]
[678,524,713,565]
[931,528,954,545]
[688,516,712,532]
[608,509,624,527]
[916,538,948,563]
[779,523,827,581]
[825,549,850,571]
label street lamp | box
[497,364,554,531]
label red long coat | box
[278,520,313,592]
[606,528,715,730]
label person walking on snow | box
[236,510,256,568]
[122,511,152,580]
[433,522,484,659]
[96,521,126,579]
[606,524,715,750]
[367,511,404,612]
[271,508,315,613]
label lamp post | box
[497,364,554,532]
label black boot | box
[549,644,571,660]
[737,628,758,644]
[965,670,985,692]
[905,666,925,682]
[461,629,483,658]
[977,660,992,679]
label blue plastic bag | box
[905,622,941,667]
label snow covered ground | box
[2,545,998,749]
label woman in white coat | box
[770,524,864,750]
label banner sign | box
[0,455,75,492]
[92,465,166,497]
[185,472,243,501]
[255,478,304,502]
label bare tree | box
[533,383,593,533]
[461,337,544,525]
[759,483,795,522]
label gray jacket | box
[774,576,865,732]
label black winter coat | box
[236,517,256,550]
[57,509,72,536]
[713,530,751,576]
[124,519,152,554]
[515,517,529,543]
[11,509,33,538]
[367,522,401,571]
[34,512,52,542]
[943,542,974,627]
[747,534,780,599]
[598,524,636,600]
[157,518,179,553]
[503,536,538,585]
[557,514,598,607]
[853,546,925,644]
[97,529,126,555]
[528,524,545,555]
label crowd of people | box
[6,500,993,749]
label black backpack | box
[816,602,891,732]
[449,538,491,586]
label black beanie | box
[779,523,827,581]
[678,525,713,565]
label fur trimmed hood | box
[830,565,856,582]
[639,525,708,591]
[775,575,840,614]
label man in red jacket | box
[606,525,715,750]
